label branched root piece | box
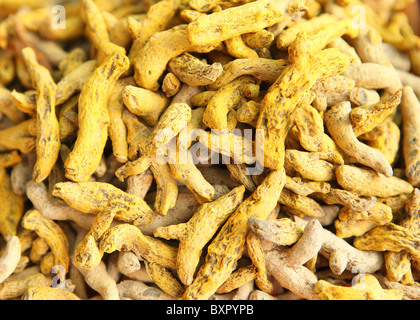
[115,103,192,181]
[284,149,336,182]
[353,223,420,260]
[325,101,393,177]
[154,186,245,286]
[168,52,223,87]
[279,188,325,219]
[127,0,180,65]
[117,251,141,275]
[81,0,126,64]
[261,220,323,300]
[73,204,120,270]
[202,76,258,131]
[21,210,70,274]
[186,0,306,46]
[284,176,330,197]
[276,13,338,49]
[350,89,402,137]
[224,35,259,59]
[0,119,36,154]
[299,217,384,275]
[208,58,287,91]
[64,50,130,182]
[134,24,220,91]
[182,169,286,300]
[257,29,356,170]
[248,216,304,247]
[52,181,155,226]
[334,202,393,238]
[26,180,98,230]
[99,224,178,271]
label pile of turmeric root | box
[0,0,420,300]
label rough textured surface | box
[154,185,245,285]
[325,102,393,177]
[22,47,60,183]
[64,51,130,182]
[52,181,155,225]
[335,165,413,197]
[182,169,286,300]
[21,210,69,273]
